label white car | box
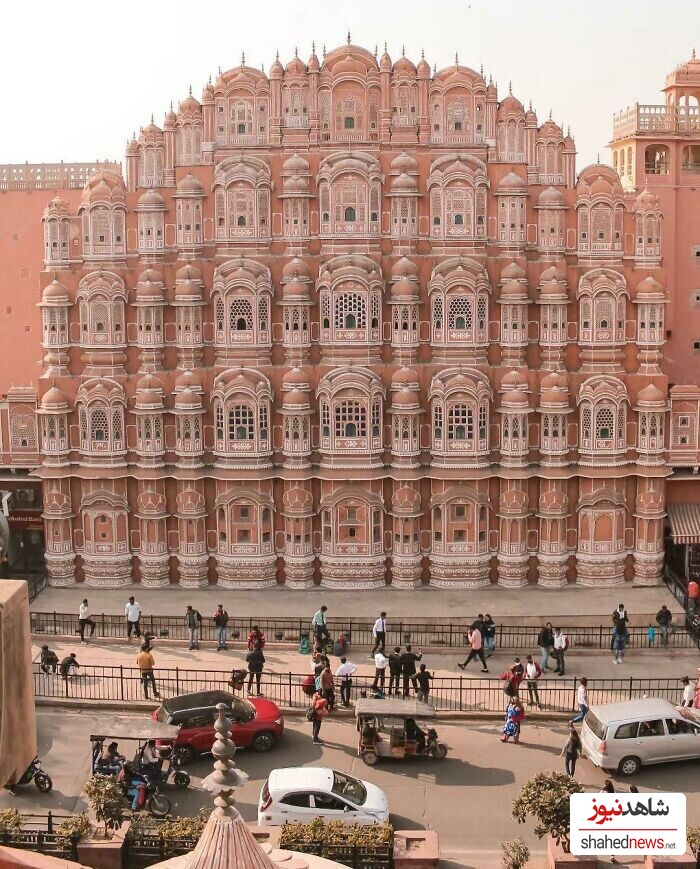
[258,767,389,826]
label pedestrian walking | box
[319,662,335,710]
[560,724,582,776]
[309,691,329,745]
[458,625,488,672]
[524,655,542,709]
[400,644,422,696]
[388,646,402,695]
[312,605,330,645]
[245,643,265,696]
[372,649,388,693]
[570,677,589,724]
[136,643,160,699]
[214,604,229,650]
[501,698,525,743]
[125,596,142,640]
[185,605,202,650]
[681,676,694,707]
[371,612,387,655]
[613,604,629,626]
[59,652,80,680]
[552,627,568,676]
[39,645,59,674]
[656,605,673,647]
[415,663,433,703]
[247,624,266,651]
[335,657,357,707]
[471,613,486,635]
[501,663,523,699]
[483,614,496,656]
[78,598,96,643]
[612,620,628,664]
[537,622,554,671]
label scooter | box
[4,757,53,793]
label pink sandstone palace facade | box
[3,42,700,590]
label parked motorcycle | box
[4,757,53,793]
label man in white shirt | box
[78,598,96,643]
[570,677,589,723]
[682,676,695,707]
[335,657,358,707]
[371,611,387,656]
[312,605,330,644]
[125,596,142,640]
[140,739,161,779]
[372,649,389,693]
[552,627,568,676]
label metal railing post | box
[119,666,124,701]
[288,672,293,707]
[176,667,180,696]
[53,611,57,636]
[47,811,53,834]
[459,675,463,712]
[629,677,634,700]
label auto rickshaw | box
[355,697,448,766]
[90,719,190,791]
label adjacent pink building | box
[2,43,699,589]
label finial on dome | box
[402,44,405,56]
[480,63,484,76]
[489,74,493,84]
[261,63,265,73]
[455,52,459,65]
[312,39,315,52]
[374,44,378,58]
[323,43,326,58]
[208,75,212,85]
[275,49,279,60]
[567,125,571,136]
[421,48,425,59]
[347,30,351,45]
[218,64,222,75]
[596,152,600,164]
[549,108,552,119]
[189,84,192,96]
[433,63,437,74]
[150,113,154,124]
[294,46,298,58]
[693,47,697,59]
[508,80,512,94]
[241,51,245,66]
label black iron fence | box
[29,611,699,650]
[0,813,79,861]
[33,664,691,714]
[125,832,200,868]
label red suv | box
[152,690,284,763]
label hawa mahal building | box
[2,42,700,590]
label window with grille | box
[445,186,473,235]
[228,405,254,440]
[321,401,330,437]
[433,404,443,439]
[91,408,108,442]
[259,404,269,441]
[432,296,444,331]
[448,297,473,331]
[112,407,123,441]
[447,404,473,441]
[229,298,253,332]
[371,400,382,437]
[334,293,366,330]
[215,403,224,440]
[335,401,366,438]
[10,414,36,449]
[595,406,614,441]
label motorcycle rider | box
[139,739,162,780]
[405,717,426,753]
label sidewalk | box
[29,583,683,624]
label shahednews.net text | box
[579,835,677,850]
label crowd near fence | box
[33,665,691,713]
[29,611,700,650]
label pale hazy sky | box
[3,0,698,170]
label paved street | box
[30,583,684,624]
[2,709,698,867]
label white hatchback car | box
[258,767,389,826]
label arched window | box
[335,401,366,439]
[229,405,254,440]
[344,116,355,129]
[344,206,356,222]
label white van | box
[581,698,700,776]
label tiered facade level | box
[32,43,681,589]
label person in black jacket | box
[388,646,402,695]
[400,644,423,697]
[214,604,229,651]
[537,622,554,672]
[39,645,59,674]
[655,605,673,647]
[245,643,265,696]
